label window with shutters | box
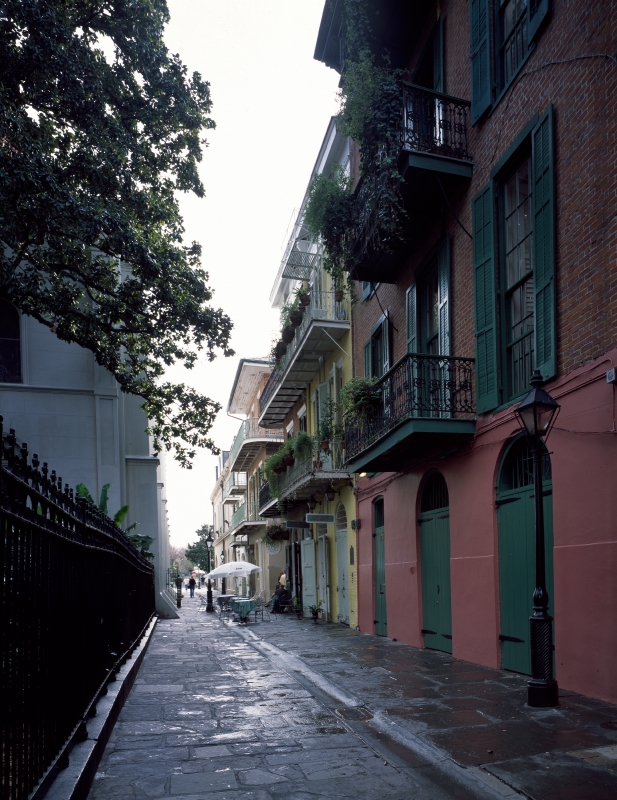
[363,315,390,379]
[501,154,534,398]
[406,238,450,357]
[473,108,555,413]
[470,1,550,122]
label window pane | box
[501,0,528,86]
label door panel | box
[420,511,452,653]
[301,538,317,617]
[318,533,329,619]
[498,486,554,674]
[374,525,387,636]
[336,529,349,624]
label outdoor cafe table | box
[215,594,235,607]
[229,597,255,623]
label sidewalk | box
[87,595,617,800]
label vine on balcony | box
[304,0,406,285]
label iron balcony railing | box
[0,418,155,800]
[345,353,475,461]
[259,289,349,418]
[229,502,260,532]
[259,480,271,510]
[222,471,247,501]
[349,84,471,266]
[228,418,284,467]
[401,83,471,160]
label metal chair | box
[252,595,270,622]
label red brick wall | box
[352,0,617,384]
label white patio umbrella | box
[206,561,262,579]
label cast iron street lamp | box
[205,533,215,613]
[515,369,560,708]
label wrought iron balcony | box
[222,471,247,503]
[229,502,262,534]
[259,289,350,427]
[345,353,476,474]
[228,418,284,473]
[259,441,349,517]
[351,83,472,283]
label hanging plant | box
[341,376,382,423]
[291,431,314,462]
[289,308,303,326]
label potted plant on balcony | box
[282,325,295,344]
[341,377,382,425]
[294,284,311,307]
[334,284,344,303]
[281,440,295,468]
[291,431,314,463]
[289,307,304,326]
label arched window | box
[0,300,21,383]
[420,471,449,513]
[499,437,551,492]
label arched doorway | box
[373,498,387,636]
[497,437,554,674]
[335,503,349,624]
[419,472,452,653]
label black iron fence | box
[345,353,475,461]
[0,418,155,800]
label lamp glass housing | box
[205,534,213,547]
[325,489,336,501]
[516,370,559,438]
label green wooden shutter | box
[406,284,417,353]
[532,107,556,380]
[470,0,491,124]
[473,184,499,413]
[364,339,372,378]
[437,236,451,356]
[382,316,390,374]
[527,0,550,44]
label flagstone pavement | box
[87,592,617,800]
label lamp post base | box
[205,579,214,613]
[527,678,559,708]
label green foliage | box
[263,440,293,497]
[308,600,323,614]
[185,524,214,571]
[341,377,382,423]
[0,0,233,467]
[126,533,154,559]
[260,522,288,547]
[76,481,146,550]
[291,431,314,462]
[316,401,344,450]
[304,167,355,285]
[304,2,407,280]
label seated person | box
[272,584,291,613]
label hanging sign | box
[305,513,335,524]
[286,520,310,529]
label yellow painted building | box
[257,119,358,627]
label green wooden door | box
[419,473,452,653]
[374,499,387,636]
[497,439,554,674]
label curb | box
[41,616,158,800]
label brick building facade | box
[315,0,617,703]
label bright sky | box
[163,1,340,547]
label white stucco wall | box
[0,311,177,618]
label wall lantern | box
[325,488,336,502]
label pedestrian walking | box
[188,576,196,598]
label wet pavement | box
[88,593,617,800]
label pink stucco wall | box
[354,349,617,704]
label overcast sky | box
[162,1,340,547]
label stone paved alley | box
[87,593,617,800]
